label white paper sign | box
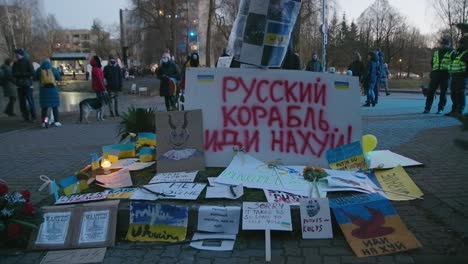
[216,56,234,68]
[263,190,307,205]
[299,198,333,239]
[128,161,156,171]
[131,183,206,201]
[150,171,198,183]
[197,206,241,234]
[206,185,244,199]
[36,212,71,245]
[78,210,110,244]
[208,177,224,186]
[190,233,236,251]
[185,68,362,167]
[55,192,108,205]
[109,158,139,169]
[368,150,423,169]
[242,202,292,231]
[96,168,133,189]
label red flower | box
[20,190,31,202]
[0,184,8,196]
[22,203,35,216]
[7,223,22,240]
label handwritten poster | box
[150,171,198,183]
[78,210,110,244]
[330,193,422,257]
[197,206,241,234]
[40,248,107,264]
[55,192,108,205]
[190,233,236,251]
[106,188,136,199]
[374,166,423,201]
[36,212,72,245]
[264,190,307,205]
[185,68,361,167]
[96,168,133,189]
[126,202,188,242]
[131,183,206,201]
[299,198,333,239]
[367,150,422,169]
[242,202,292,231]
[326,141,367,171]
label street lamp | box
[398,59,402,79]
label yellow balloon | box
[362,134,378,153]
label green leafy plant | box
[118,107,156,141]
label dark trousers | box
[164,96,176,111]
[4,96,16,115]
[41,107,59,122]
[425,72,449,111]
[373,77,380,104]
[17,87,36,121]
[450,76,466,114]
[108,91,119,115]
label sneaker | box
[362,104,371,107]
[53,122,62,127]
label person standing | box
[103,55,123,117]
[90,55,108,104]
[424,37,453,114]
[348,51,365,81]
[446,38,468,117]
[1,58,17,117]
[373,50,385,105]
[157,52,180,111]
[362,52,378,107]
[305,53,322,72]
[12,48,36,122]
[381,63,390,96]
[35,59,62,127]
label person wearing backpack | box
[1,58,17,117]
[35,59,62,127]
[12,48,36,122]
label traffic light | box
[189,31,196,37]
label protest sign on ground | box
[185,68,361,168]
[197,206,241,234]
[96,168,133,189]
[373,166,423,201]
[190,233,236,251]
[131,183,206,201]
[106,188,136,199]
[367,150,422,169]
[299,198,333,239]
[326,141,367,171]
[242,202,292,231]
[40,248,106,264]
[150,171,198,183]
[206,185,244,199]
[263,190,307,205]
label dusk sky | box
[44,0,436,35]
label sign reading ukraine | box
[330,193,421,257]
[126,202,188,242]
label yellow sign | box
[329,155,367,171]
[264,33,289,46]
[374,166,423,201]
[126,224,187,242]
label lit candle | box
[101,158,111,174]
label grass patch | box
[388,78,428,89]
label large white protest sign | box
[264,190,307,205]
[198,206,241,234]
[36,212,72,245]
[150,171,198,183]
[206,185,244,199]
[367,150,423,169]
[215,153,310,196]
[242,202,292,231]
[131,183,206,201]
[78,210,110,244]
[96,168,133,189]
[185,68,361,167]
[299,198,333,239]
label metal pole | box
[322,0,326,72]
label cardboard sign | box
[190,233,236,251]
[78,210,110,244]
[242,202,292,231]
[216,153,310,196]
[106,188,136,199]
[330,193,422,257]
[197,206,241,234]
[299,198,333,239]
[102,144,135,159]
[40,248,106,264]
[264,190,307,205]
[156,110,205,173]
[216,56,234,68]
[36,212,72,245]
[367,150,422,169]
[131,183,206,201]
[55,192,108,205]
[206,185,244,199]
[126,202,188,242]
[374,166,423,201]
[185,68,361,167]
[96,168,133,189]
[326,141,367,171]
[150,171,199,183]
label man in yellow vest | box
[424,37,453,114]
[446,38,468,117]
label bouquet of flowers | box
[0,181,39,247]
[303,166,329,198]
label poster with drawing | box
[227,0,302,67]
[299,198,333,239]
[156,110,205,173]
[78,211,110,244]
[36,212,72,245]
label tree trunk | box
[206,0,215,67]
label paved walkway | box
[1,93,467,264]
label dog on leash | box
[78,98,105,123]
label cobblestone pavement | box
[1,93,468,264]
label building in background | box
[53,29,100,53]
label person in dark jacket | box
[90,56,109,104]
[373,50,385,104]
[157,52,180,111]
[103,55,123,117]
[424,36,453,114]
[12,48,36,122]
[1,58,17,116]
[446,38,468,117]
[282,48,301,70]
[35,59,62,127]
[362,52,378,107]
[305,53,322,72]
[348,51,365,81]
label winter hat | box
[14,48,25,56]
